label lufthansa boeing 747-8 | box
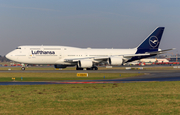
[6,27,173,70]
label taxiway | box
[0,69,180,85]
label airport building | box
[166,55,180,62]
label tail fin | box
[136,27,164,53]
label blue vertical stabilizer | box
[136,27,164,53]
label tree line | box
[0,56,10,62]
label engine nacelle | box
[78,60,93,68]
[109,57,123,65]
[54,64,67,68]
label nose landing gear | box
[21,67,25,71]
[21,64,25,71]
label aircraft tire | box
[76,67,83,70]
[87,68,92,70]
[92,67,98,70]
[21,67,25,71]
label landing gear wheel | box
[76,67,83,70]
[87,68,92,70]
[92,67,98,70]
[21,67,25,71]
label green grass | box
[0,73,143,82]
[0,82,180,114]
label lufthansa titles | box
[31,50,55,55]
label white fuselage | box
[6,45,137,65]
[6,27,169,69]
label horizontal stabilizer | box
[149,48,175,55]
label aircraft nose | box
[6,53,10,59]
[6,53,12,60]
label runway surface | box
[1,69,180,85]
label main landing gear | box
[76,66,98,70]
[76,67,83,70]
[87,67,98,70]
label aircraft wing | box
[64,54,152,63]
[64,57,109,62]
[64,54,153,62]
[64,58,86,62]
[64,48,174,63]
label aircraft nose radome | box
[5,53,11,60]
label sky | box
[1,0,180,55]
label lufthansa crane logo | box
[149,36,159,48]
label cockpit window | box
[16,47,21,49]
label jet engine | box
[54,64,67,68]
[78,60,93,68]
[108,57,123,65]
